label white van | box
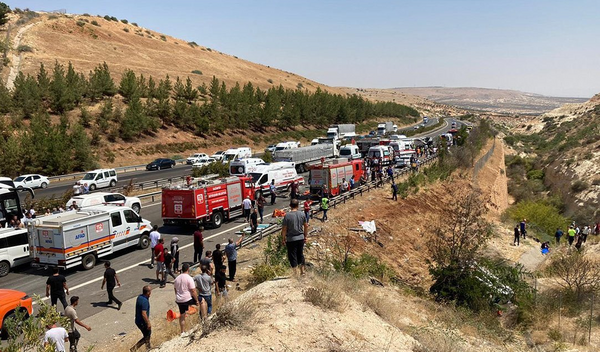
[222,147,252,163]
[229,158,265,176]
[79,169,117,191]
[66,192,142,214]
[275,141,300,151]
[367,145,394,166]
[310,138,319,146]
[339,145,361,160]
[0,228,30,277]
[248,162,304,194]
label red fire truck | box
[308,158,364,197]
[162,175,256,228]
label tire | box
[89,184,97,191]
[41,182,48,189]
[0,261,10,277]
[110,180,117,187]
[1,309,29,339]
[81,253,96,270]
[138,234,150,249]
[132,203,141,214]
[211,211,223,228]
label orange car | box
[0,289,33,339]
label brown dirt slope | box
[5,13,345,94]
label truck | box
[31,205,153,270]
[308,158,364,197]
[377,122,397,136]
[356,138,381,157]
[273,143,338,173]
[162,175,256,228]
[326,124,356,140]
[423,116,429,124]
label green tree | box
[12,72,41,118]
[71,123,96,171]
[49,61,76,113]
[0,133,21,177]
[0,83,12,113]
[0,2,9,26]
[36,62,51,101]
[79,107,92,128]
[118,69,139,103]
[87,62,117,100]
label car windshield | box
[224,154,236,161]
[340,149,351,155]
[14,177,25,182]
[82,173,96,180]
[275,146,286,151]
[248,173,263,183]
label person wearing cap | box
[171,237,180,274]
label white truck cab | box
[339,145,362,160]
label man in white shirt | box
[149,225,160,269]
[242,196,252,222]
[44,323,69,352]
[73,182,82,196]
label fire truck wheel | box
[211,212,223,228]
[82,253,96,270]
[138,234,150,249]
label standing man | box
[173,263,201,335]
[256,193,266,223]
[281,199,308,275]
[250,207,259,234]
[101,261,122,310]
[242,196,252,222]
[44,322,69,352]
[170,237,180,274]
[46,268,69,311]
[269,180,277,205]
[131,285,152,351]
[303,199,312,223]
[163,247,177,281]
[568,225,576,246]
[290,180,298,200]
[520,219,527,240]
[555,228,564,245]
[193,226,204,263]
[154,238,166,288]
[225,235,245,281]
[193,265,213,316]
[215,265,228,300]
[391,182,398,201]
[149,225,161,269]
[212,244,224,273]
[200,250,214,275]
[513,224,520,246]
[321,195,329,222]
[65,296,91,352]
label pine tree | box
[182,77,198,103]
[66,62,85,106]
[36,63,51,102]
[118,69,139,103]
[79,107,92,128]
[0,2,10,26]
[0,133,21,177]
[12,72,42,118]
[71,124,96,171]
[50,61,75,113]
[87,62,117,101]
[0,83,12,113]
[120,95,146,140]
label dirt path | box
[517,244,547,272]
[5,22,36,90]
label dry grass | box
[303,277,348,313]
[196,297,259,339]
[410,326,468,352]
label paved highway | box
[0,118,460,322]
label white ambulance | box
[31,205,152,270]
[247,162,304,195]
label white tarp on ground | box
[359,220,376,234]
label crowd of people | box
[512,219,600,254]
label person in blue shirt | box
[224,235,244,281]
[520,219,527,239]
[131,285,152,351]
[555,228,564,244]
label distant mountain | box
[386,87,588,115]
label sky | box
[7,0,600,97]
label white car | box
[66,192,142,214]
[186,153,209,165]
[211,151,226,161]
[192,157,216,168]
[13,174,50,189]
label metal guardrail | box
[47,159,187,182]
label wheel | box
[132,203,141,214]
[41,182,48,189]
[81,253,96,270]
[138,234,150,249]
[0,311,26,339]
[110,180,117,187]
[211,211,223,228]
[0,261,10,277]
[89,184,96,191]
[17,186,23,189]
[170,163,174,168]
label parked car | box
[13,174,50,189]
[66,192,143,214]
[0,228,30,277]
[0,289,33,339]
[146,158,175,171]
[192,157,216,168]
[186,153,209,165]
[79,169,117,190]
[210,151,226,161]
[264,145,277,153]
[0,177,15,189]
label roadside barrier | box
[47,159,187,182]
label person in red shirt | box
[193,226,204,263]
[303,199,312,224]
[154,238,166,288]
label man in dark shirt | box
[163,248,176,281]
[193,226,204,263]
[46,267,69,311]
[281,199,308,275]
[215,265,228,300]
[212,244,223,273]
[101,261,122,310]
[250,207,258,234]
[200,250,214,275]
[131,285,151,351]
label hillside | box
[381,87,588,115]
[2,12,342,95]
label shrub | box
[131,22,138,27]
[16,44,33,53]
[122,27,129,33]
[48,15,58,20]
[160,35,166,41]
[297,82,304,89]
[188,41,198,48]
[191,161,229,177]
[267,78,274,84]
[200,298,258,338]
[507,200,569,237]
[82,13,90,16]
[91,20,100,26]
[206,47,212,52]
[120,19,128,24]
[103,15,111,21]
[547,250,600,301]
[526,169,544,180]
[110,16,117,21]
[76,20,85,27]
[262,150,273,163]
[303,279,347,312]
[571,180,588,193]
[191,70,202,75]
